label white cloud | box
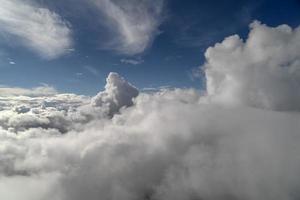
[0,85,57,97]
[92,0,164,55]
[84,65,100,77]
[0,73,138,133]
[121,58,144,65]
[91,72,139,116]
[188,67,204,81]
[0,0,72,59]
[0,91,89,133]
[0,87,300,200]
[205,21,300,111]
[0,22,300,200]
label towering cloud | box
[0,73,138,134]
[92,72,139,116]
[205,21,300,111]
[0,0,72,59]
[0,22,300,200]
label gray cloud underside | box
[1,22,300,200]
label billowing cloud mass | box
[205,21,300,111]
[0,0,72,59]
[92,0,164,55]
[1,22,300,200]
[92,72,139,116]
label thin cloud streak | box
[121,58,144,65]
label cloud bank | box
[92,0,164,55]
[0,85,57,97]
[0,0,72,59]
[1,22,300,200]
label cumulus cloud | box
[205,21,300,111]
[0,0,72,59]
[92,0,164,55]
[0,73,138,134]
[91,72,139,116]
[0,22,300,200]
[0,93,89,133]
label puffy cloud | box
[91,0,164,55]
[0,89,300,200]
[0,22,300,200]
[0,0,72,59]
[205,21,300,111]
[0,93,88,133]
[91,72,139,116]
[0,73,138,134]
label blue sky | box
[0,0,300,95]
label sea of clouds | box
[1,21,300,200]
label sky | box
[0,0,300,95]
[1,1,300,200]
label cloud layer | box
[0,85,57,97]
[0,0,72,59]
[0,22,300,200]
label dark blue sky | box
[0,0,299,95]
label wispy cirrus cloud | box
[120,58,144,65]
[84,65,101,77]
[92,0,164,55]
[0,0,73,59]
